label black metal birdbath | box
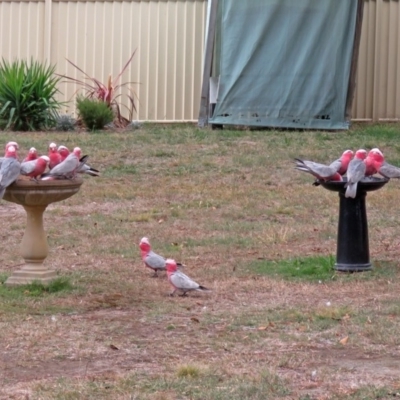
[321,177,388,272]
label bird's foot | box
[178,292,188,297]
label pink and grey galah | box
[295,150,353,184]
[295,160,342,184]
[139,237,185,277]
[58,145,70,162]
[344,149,368,198]
[20,156,50,180]
[41,152,86,180]
[0,145,21,199]
[72,147,100,177]
[166,259,210,297]
[366,148,385,177]
[48,142,62,169]
[23,147,38,163]
[0,141,20,168]
[378,162,400,179]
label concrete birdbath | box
[3,178,83,285]
[321,177,388,272]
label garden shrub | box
[76,96,114,130]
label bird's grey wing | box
[298,160,336,178]
[0,159,21,186]
[145,251,166,270]
[170,271,200,290]
[328,159,341,173]
[20,160,36,175]
[379,162,400,179]
[49,155,78,176]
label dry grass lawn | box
[1,123,400,399]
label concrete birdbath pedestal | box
[3,178,83,285]
[321,177,388,272]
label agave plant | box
[0,59,62,131]
[60,51,138,127]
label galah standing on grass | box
[0,145,21,199]
[344,149,368,198]
[166,259,210,297]
[48,142,61,169]
[20,155,50,181]
[139,237,185,277]
[23,147,38,163]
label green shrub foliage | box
[0,59,62,131]
[76,96,114,130]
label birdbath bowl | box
[3,178,83,285]
[321,177,388,272]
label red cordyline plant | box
[59,50,138,127]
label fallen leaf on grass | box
[191,317,200,323]
[110,344,119,350]
[339,336,349,345]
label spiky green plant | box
[0,59,63,131]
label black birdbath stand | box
[321,177,388,272]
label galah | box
[294,159,343,184]
[378,160,400,179]
[0,145,21,199]
[336,149,355,175]
[58,145,70,161]
[166,259,210,297]
[20,156,50,180]
[295,150,353,185]
[368,148,385,176]
[139,237,184,277]
[0,141,20,168]
[344,149,368,198]
[23,147,38,163]
[71,147,100,177]
[48,142,61,169]
[5,141,19,151]
[40,152,86,180]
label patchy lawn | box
[1,123,400,399]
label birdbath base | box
[321,177,388,272]
[3,178,83,286]
[5,265,57,286]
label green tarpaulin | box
[209,0,358,130]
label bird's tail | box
[84,168,100,177]
[197,285,211,292]
[345,183,357,198]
